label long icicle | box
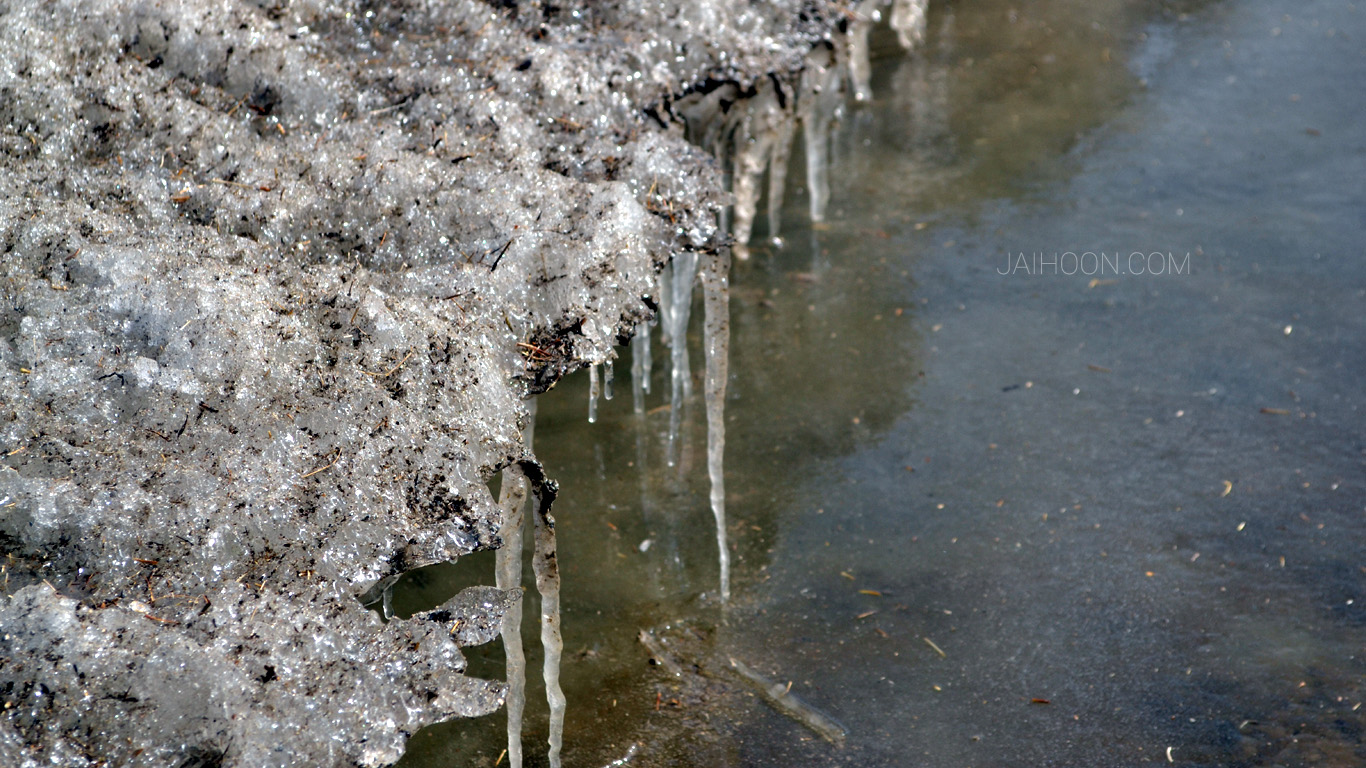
[701,246,732,601]
[497,400,538,768]
[522,459,565,768]
[495,463,529,768]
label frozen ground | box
[0,0,908,764]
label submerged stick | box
[637,629,684,678]
[728,657,848,746]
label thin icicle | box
[890,0,930,50]
[767,115,797,246]
[701,247,732,601]
[525,397,537,452]
[799,46,841,224]
[495,464,529,768]
[729,84,791,260]
[640,320,652,395]
[588,364,600,424]
[657,265,674,348]
[846,1,880,102]
[802,99,830,223]
[528,465,565,768]
[666,251,698,466]
[631,323,650,415]
[603,360,614,401]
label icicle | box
[729,79,799,258]
[846,1,879,102]
[495,464,529,768]
[666,251,698,466]
[799,47,841,224]
[496,401,537,768]
[890,0,930,50]
[729,90,773,259]
[701,247,732,601]
[527,463,565,768]
[603,360,614,400]
[657,265,674,348]
[802,96,830,224]
[639,320,652,395]
[499,456,561,768]
[525,397,537,451]
[587,364,600,424]
[767,115,797,247]
[631,323,650,415]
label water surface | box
[401,1,1366,765]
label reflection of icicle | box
[666,251,698,466]
[588,364,600,424]
[890,0,930,50]
[631,323,650,414]
[702,247,732,601]
[603,360,614,401]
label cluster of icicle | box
[495,412,567,768]
[715,0,929,260]
[498,4,930,765]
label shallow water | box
[400,1,1366,765]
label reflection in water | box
[402,0,1366,765]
